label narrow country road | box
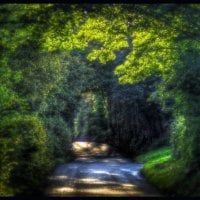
[45,141,161,197]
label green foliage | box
[0,5,86,195]
[41,5,129,64]
[137,147,185,194]
[73,95,92,139]
[72,93,110,143]
[136,147,171,163]
[43,116,72,163]
[87,94,109,142]
[136,146,200,196]
[0,114,51,195]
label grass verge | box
[135,146,187,196]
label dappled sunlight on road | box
[47,176,146,196]
[49,185,144,197]
[46,141,160,197]
[72,141,113,157]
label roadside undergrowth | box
[136,147,200,196]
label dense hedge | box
[0,115,52,195]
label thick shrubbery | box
[43,116,73,164]
[0,115,52,195]
[0,48,88,195]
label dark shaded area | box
[107,78,171,156]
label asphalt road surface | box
[45,141,161,197]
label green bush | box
[0,114,52,195]
[43,116,73,163]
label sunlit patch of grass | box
[136,147,171,163]
[136,147,186,195]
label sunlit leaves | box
[40,5,130,64]
[0,86,16,108]
[41,6,86,51]
[114,14,180,84]
[76,15,129,63]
